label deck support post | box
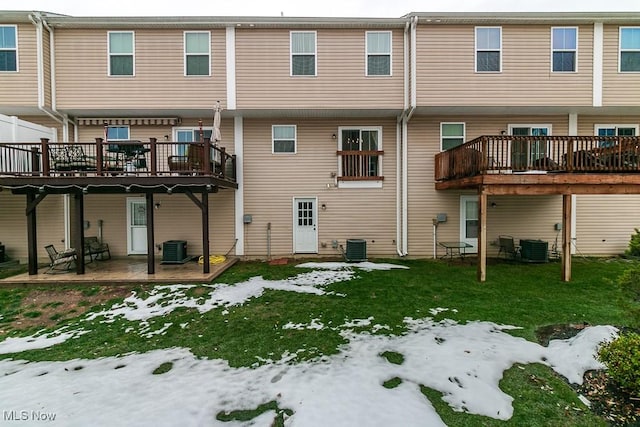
[26,193,38,275]
[202,191,210,274]
[477,191,487,282]
[146,192,155,274]
[73,192,85,275]
[561,194,573,282]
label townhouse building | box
[0,10,639,280]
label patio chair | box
[84,236,111,261]
[44,244,77,273]
[498,235,520,260]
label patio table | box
[438,241,473,259]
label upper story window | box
[620,27,640,72]
[108,31,134,76]
[552,27,577,72]
[106,126,130,140]
[184,31,211,76]
[290,31,316,76]
[272,125,297,154]
[366,31,391,76]
[0,25,17,72]
[475,27,501,73]
[337,127,383,188]
[440,123,466,151]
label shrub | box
[597,332,640,397]
[626,228,640,257]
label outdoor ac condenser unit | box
[162,240,187,263]
[520,239,549,263]
[345,239,367,262]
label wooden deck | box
[0,257,238,286]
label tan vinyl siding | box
[577,115,639,135]
[407,115,568,257]
[0,24,39,107]
[0,192,66,262]
[242,118,397,258]
[83,193,235,258]
[55,29,227,110]
[575,195,640,255]
[236,29,404,110]
[602,25,640,106]
[416,25,593,107]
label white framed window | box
[475,27,501,73]
[174,127,213,156]
[290,31,316,76]
[337,126,383,188]
[108,31,134,76]
[272,125,296,154]
[440,123,466,151]
[0,25,18,72]
[184,31,211,76]
[595,124,638,147]
[106,126,130,141]
[366,31,391,76]
[620,27,640,72]
[552,27,578,72]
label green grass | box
[0,257,638,426]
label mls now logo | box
[3,410,57,422]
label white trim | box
[0,25,18,73]
[126,197,147,255]
[551,26,578,73]
[234,116,244,256]
[507,124,553,135]
[338,181,383,189]
[440,122,466,151]
[365,30,392,77]
[619,26,640,73]
[226,27,236,110]
[271,124,297,154]
[107,31,135,77]
[593,23,603,106]
[568,113,578,135]
[475,26,502,73]
[337,125,384,188]
[292,196,318,254]
[459,195,478,253]
[571,195,577,255]
[410,17,417,109]
[290,30,317,77]
[183,30,211,77]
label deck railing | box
[0,138,236,182]
[337,150,384,181]
[435,135,640,181]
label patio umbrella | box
[212,100,222,143]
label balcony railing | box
[337,150,384,181]
[0,137,236,182]
[435,135,640,181]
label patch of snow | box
[0,328,88,355]
[296,261,409,271]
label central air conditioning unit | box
[520,239,549,263]
[345,239,367,262]
[162,240,188,263]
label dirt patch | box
[0,286,132,335]
[536,323,640,425]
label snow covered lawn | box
[0,262,617,426]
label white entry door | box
[127,197,147,255]
[293,197,318,253]
[460,195,478,253]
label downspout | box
[396,21,410,257]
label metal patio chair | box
[498,235,520,260]
[44,244,77,273]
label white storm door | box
[293,197,318,253]
[460,195,478,253]
[127,197,147,255]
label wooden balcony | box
[435,135,640,194]
[337,150,384,181]
[0,138,237,193]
